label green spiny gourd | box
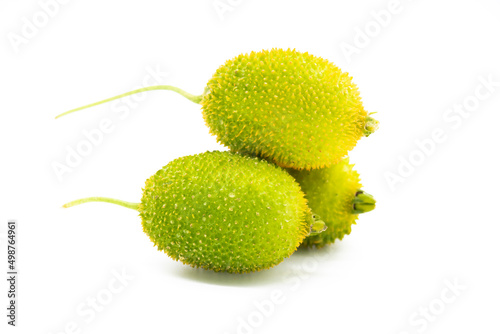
[62,151,326,273]
[287,158,376,248]
[55,48,378,170]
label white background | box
[1,0,500,333]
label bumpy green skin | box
[201,48,369,170]
[139,151,309,273]
[287,159,361,248]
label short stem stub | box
[62,197,140,211]
[353,190,376,214]
[308,213,327,235]
[364,115,379,137]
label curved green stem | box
[62,197,140,211]
[55,85,203,119]
[353,190,376,214]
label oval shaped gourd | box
[287,158,376,248]
[202,49,378,169]
[56,49,378,170]
[62,151,322,273]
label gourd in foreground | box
[56,48,378,170]
[288,159,376,248]
[61,151,325,273]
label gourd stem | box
[364,116,379,137]
[62,197,140,211]
[353,190,376,214]
[309,215,327,235]
[55,85,203,119]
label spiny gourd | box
[287,158,376,248]
[61,151,326,273]
[55,48,378,170]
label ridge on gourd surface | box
[62,151,326,273]
[287,158,376,248]
[56,48,378,170]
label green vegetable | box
[56,48,378,170]
[62,151,325,272]
[287,159,375,248]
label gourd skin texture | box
[202,48,369,170]
[287,159,361,248]
[139,151,310,273]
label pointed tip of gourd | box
[353,190,376,214]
